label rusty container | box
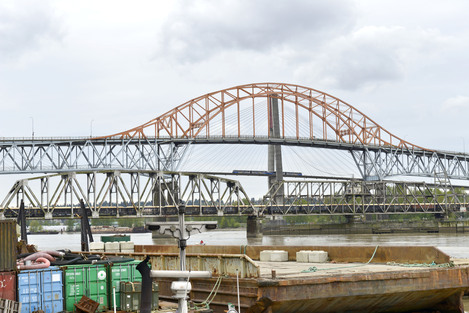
[0,220,17,272]
[0,271,17,301]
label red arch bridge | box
[0,83,468,218]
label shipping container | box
[101,235,130,243]
[63,264,108,312]
[0,271,16,301]
[119,281,159,312]
[17,267,63,313]
[108,260,142,309]
[0,220,17,272]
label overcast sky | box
[1,0,469,153]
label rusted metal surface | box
[0,220,17,271]
[132,245,462,313]
[135,244,450,264]
[156,277,259,313]
[251,267,469,313]
[78,251,260,278]
[0,271,16,301]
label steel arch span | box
[1,82,469,181]
[99,83,425,151]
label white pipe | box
[237,269,241,313]
[151,270,212,278]
[113,286,116,313]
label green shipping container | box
[119,281,159,312]
[63,264,108,312]
[101,235,130,243]
[108,261,142,309]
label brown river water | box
[29,230,469,258]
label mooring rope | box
[189,274,225,310]
[386,261,454,268]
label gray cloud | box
[0,0,63,61]
[296,26,456,90]
[155,0,355,63]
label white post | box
[237,269,241,313]
[113,286,116,313]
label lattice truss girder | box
[0,170,255,219]
[0,140,189,173]
[351,149,469,180]
[101,83,423,150]
[260,180,468,215]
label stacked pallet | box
[0,298,21,313]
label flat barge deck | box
[85,245,469,313]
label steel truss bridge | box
[1,83,469,218]
[0,170,467,219]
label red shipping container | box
[0,271,17,301]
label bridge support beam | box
[268,95,284,204]
[246,215,263,238]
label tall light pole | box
[90,119,94,138]
[29,117,34,140]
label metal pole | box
[29,117,34,140]
[178,203,187,271]
[237,269,241,313]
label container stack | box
[120,281,159,312]
[60,260,154,312]
[0,272,17,302]
[108,260,142,310]
[17,267,63,313]
[0,221,20,313]
[3,220,153,312]
[63,264,108,312]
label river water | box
[28,230,469,258]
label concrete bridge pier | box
[268,95,284,205]
[247,215,263,239]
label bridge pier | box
[268,95,284,204]
[246,215,263,239]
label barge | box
[82,245,469,313]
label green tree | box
[29,220,43,232]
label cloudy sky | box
[1,0,469,153]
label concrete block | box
[104,242,120,252]
[260,250,288,262]
[89,241,105,251]
[296,250,312,263]
[260,250,272,262]
[270,250,288,262]
[309,250,328,263]
[120,241,134,252]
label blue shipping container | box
[18,266,64,313]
